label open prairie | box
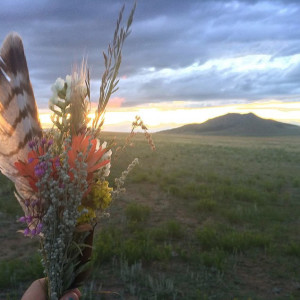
[0,133,300,299]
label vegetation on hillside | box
[161,113,300,136]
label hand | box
[21,278,81,300]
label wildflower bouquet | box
[0,4,155,300]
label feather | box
[0,32,42,205]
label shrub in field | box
[125,202,151,223]
[0,253,43,289]
[220,231,270,252]
[150,226,169,242]
[196,226,219,251]
[200,249,227,270]
[0,175,21,216]
[221,205,260,224]
[93,226,172,265]
[130,171,151,183]
[194,198,217,212]
[232,186,264,203]
[150,220,184,242]
[196,226,271,253]
[92,227,122,264]
[122,238,172,264]
[119,260,177,299]
[165,220,184,239]
[285,242,300,258]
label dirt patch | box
[234,256,300,299]
[121,183,200,227]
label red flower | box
[15,145,59,192]
[15,150,40,192]
[15,134,110,194]
[67,134,110,185]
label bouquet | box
[0,3,153,299]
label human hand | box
[21,278,81,300]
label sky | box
[1,0,300,132]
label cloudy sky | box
[1,0,300,131]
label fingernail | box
[61,297,74,300]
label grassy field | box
[0,133,300,299]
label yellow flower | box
[77,180,112,224]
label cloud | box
[1,0,300,109]
[115,53,300,106]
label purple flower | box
[55,158,60,167]
[31,199,40,208]
[31,228,37,235]
[34,165,44,177]
[28,157,34,164]
[36,223,43,234]
[24,228,30,236]
[28,140,36,149]
[24,199,30,207]
[18,216,26,223]
[48,139,53,146]
[40,161,47,168]
[41,138,47,145]
[26,215,33,223]
[34,161,47,177]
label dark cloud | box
[1,0,300,108]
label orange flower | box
[67,134,110,185]
[15,145,59,192]
[15,135,110,194]
[15,150,40,192]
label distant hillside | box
[160,113,300,136]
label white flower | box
[51,84,58,96]
[54,77,65,91]
[64,75,72,101]
[65,75,72,87]
[51,96,59,105]
[66,87,72,101]
[102,162,111,177]
[102,149,112,161]
[48,95,59,109]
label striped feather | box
[0,33,42,204]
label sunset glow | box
[39,100,300,132]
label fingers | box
[21,278,47,300]
[22,277,82,300]
[73,289,82,298]
[60,289,81,300]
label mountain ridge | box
[159,113,300,136]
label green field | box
[0,133,300,299]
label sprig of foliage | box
[92,3,136,133]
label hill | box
[159,113,300,136]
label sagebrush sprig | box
[113,158,139,198]
[115,115,156,160]
[39,141,89,299]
